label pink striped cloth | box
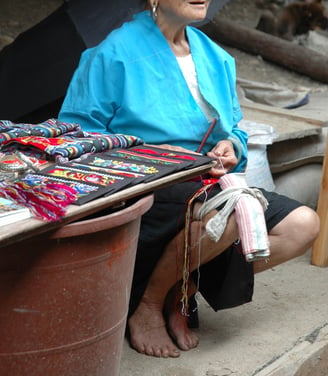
[196,173,270,262]
[220,173,270,261]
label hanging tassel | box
[180,179,218,316]
[0,180,77,221]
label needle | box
[197,118,217,153]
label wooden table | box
[0,162,215,248]
[241,101,328,267]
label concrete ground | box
[119,249,328,376]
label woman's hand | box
[206,140,238,177]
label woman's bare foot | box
[167,306,199,351]
[128,299,180,358]
[165,287,199,351]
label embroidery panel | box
[104,149,190,167]
[78,154,176,182]
[69,161,147,179]
[22,173,106,205]
[129,145,214,168]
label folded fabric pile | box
[0,118,144,162]
[0,118,144,221]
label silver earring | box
[151,3,158,22]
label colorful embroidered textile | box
[0,118,80,140]
[0,142,213,207]
[35,146,214,204]
[196,173,270,262]
[68,161,147,179]
[106,148,192,167]
[0,179,77,221]
[22,173,107,206]
[130,145,213,168]
[37,163,137,204]
[79,153,176,183]
[0,118,144,161]
[81,145,214,183]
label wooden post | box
[312,136,328,267]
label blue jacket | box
[59,11,248,171]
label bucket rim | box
[50,194,153,239]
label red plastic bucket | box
[0,195,153,376]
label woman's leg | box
[128,202,320,357]
[254,206,320,273]
[162,205,320,353]
[128,210,239,358]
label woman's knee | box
[272,205,320,245]
[293,206,320,242]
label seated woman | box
[58,0,320,358]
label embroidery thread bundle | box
[0,180,77,221]
[181,179,218,316]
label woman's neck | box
[158,22,190,57]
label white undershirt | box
[176,54,215,122]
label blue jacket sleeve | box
[59,45,124,134]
